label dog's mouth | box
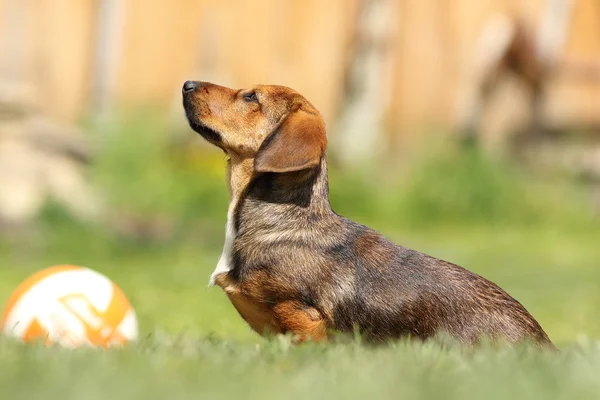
[183,100,223,146]
[188,118,223,145]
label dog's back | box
[327,220,552,345]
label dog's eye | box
[243,92,258,103]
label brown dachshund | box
[182,80,554,348]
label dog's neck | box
[226,156,255,202]
[231,156,335,235]
[227,153,331,205]
[250,157,331,208]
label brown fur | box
[182,80,555,349]
[214,272,280,337]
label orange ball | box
[1,265,138,348]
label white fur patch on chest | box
[208,201,237,287]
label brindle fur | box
[182,81,555,348]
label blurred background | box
[0,0,598,346]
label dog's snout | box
[183,80,199,94]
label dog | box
[182,80,554,348]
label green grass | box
[0,115,599,398]
[1,337,600,400]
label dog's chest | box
[209,201,237,286]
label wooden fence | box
[1,0,599,141]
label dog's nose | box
[182,80,199,93]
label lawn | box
[0,118,599,399]
[1,334,599,400]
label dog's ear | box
[254,109,326,173]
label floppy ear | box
[254,109,327,173]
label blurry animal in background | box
[456,1,600,213]
[456,1,597,146]
[183,80,555,348]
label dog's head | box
[182,81,327,173]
